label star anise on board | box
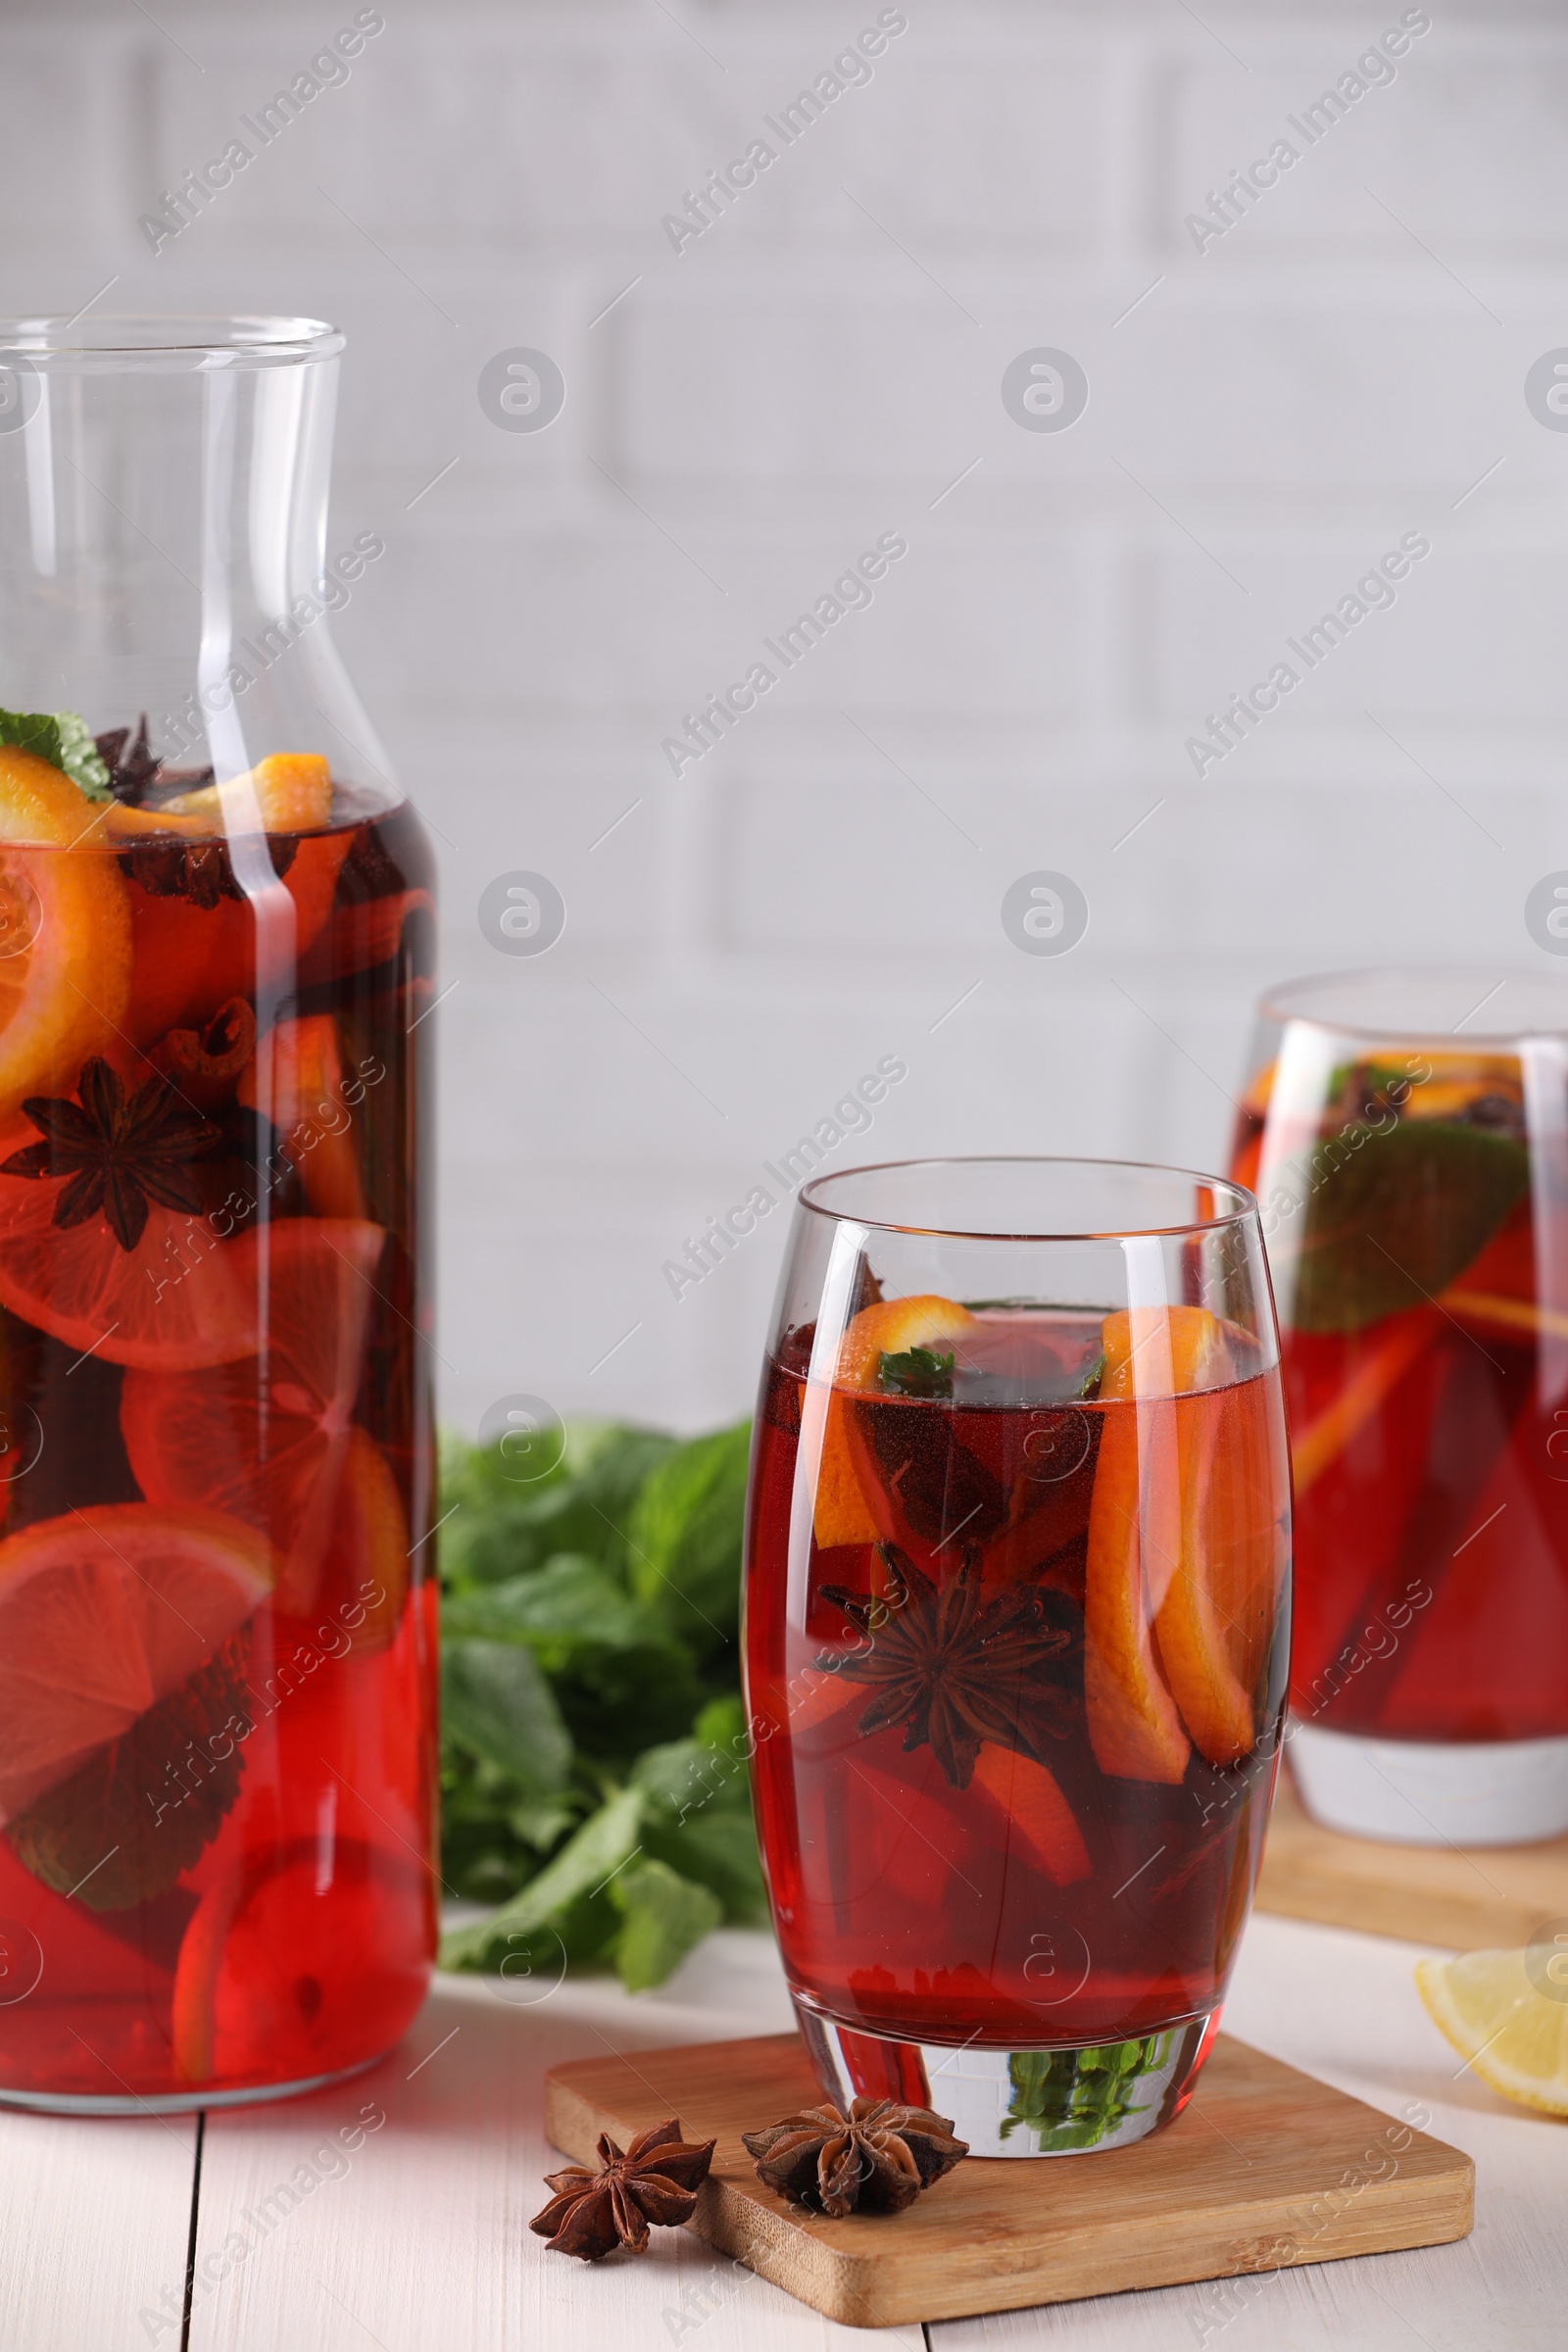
[529,2119,716,2260]
[818,1544,1076,1789]
[0,1057,219,1250]
[742,2098,967,2219]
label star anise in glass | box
[529,2119,716,2261]
[818,1544,1077,1789]
[742,2098,967,2219]
[1,1057,219,1250]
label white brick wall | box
[6,0,1567,1432]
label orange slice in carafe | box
[0,1502,273,1825]
[121,1215,409,1643]
[0,748,132,1127]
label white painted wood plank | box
[932,1912,1568,2351]
[0,2105,197,2352]
[186,1930,920,2352]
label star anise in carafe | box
[742,2098,967,2218]
[818,1544,1077,1789]
[92,714,165,806]
[529,2119,716,2260]
[0,1057,219,1250]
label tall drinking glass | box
[744,1158,1290,2157]
[1234,968,1568,1845]
[0,318,436,2109]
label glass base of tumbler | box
[792,1998,1220,2158]
[1290,1718,1568,1845]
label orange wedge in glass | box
[971,1741,1091,1885]
[1085,1305,1234,1782]
[1088,1303,1286,1773]
[808,1294,979,1549]
[1152,1372,1288,1766]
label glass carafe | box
[0,317,436,2110]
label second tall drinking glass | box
[744,1158,1291,2157]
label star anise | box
[93,714,165,806]
[819,1545,1077,1789]
[529,2119,716,2261]
[0,1057,219,1250]
[742,2098,967,2219]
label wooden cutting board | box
[543,2030,1472,2328]
[1256,1778,1568,1950]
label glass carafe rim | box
[0,315,342,367]
[798,1153,1255,1241]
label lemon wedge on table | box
[1415,1947,1568,2117]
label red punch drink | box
[744,1160,1290,2156]
[0,749,435,2108]
[1235,971,1568,1846]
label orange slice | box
[809,1294,979,1549]
[1084,1306,1232,1784]
[121,1216,407,1638]
[1290,1311,1435,1498]
[0,1124,261,1368]
[1152,1376,1288,1766]
[172,1836,428,2085]
[0,748,132,1126]
[161,753,331,832]
[970,1742,1091,1885]
[835,1294,980,1390]
[104,754,333,843]
[1087,1304,1285,1774]
[0,1502,272,1824]
[237,1015,368,1219]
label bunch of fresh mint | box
[436,1417,764,1992]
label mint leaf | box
[438,1785,644,1972]
[441,1638,571,1792]
[1281,1120,1530,1334]
[645,1810,766,1921]
[631,1734,748,1819]
[606,1856,721,1991]
[877,1345,955,1397]
[5,1631,251,1910]
[53,711,113,798]
[0,708,113,799]
[442,1556,705,1757]
[439,1421,676,1586]
[625,1420,751,1657]
[0,710,63,769]
[1001,2034,1172,2150]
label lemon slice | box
[1415,1947,1568,2116]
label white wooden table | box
[4,1914,1563,2352]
